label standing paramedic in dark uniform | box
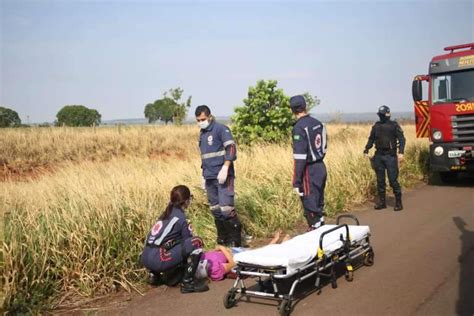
[364,105,406,211]
[290,95,328,230]
[195,105,242,247]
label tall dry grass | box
[1,124,429,313]
[0,125,197,178]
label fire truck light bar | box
[444,43,474,53]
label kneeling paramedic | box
[141,185,208,293]
[195,105,242,247]
[290,95,328,230]
[364,105,406,211]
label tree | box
[232,80,293,144]
[56,105,101,127]
[144,98,175,124]
[144,88,192,125]
[302,92,321,111]
[0,106,21,127]
[167,88,192,125]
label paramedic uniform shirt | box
[141,207,202,273]
[199,120,236,179]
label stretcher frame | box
[222,215,375,316]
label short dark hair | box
[195,105,211,117]
[291,107,307,115]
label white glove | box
[201,177,206,191]
[293,187,303,197]
[217,165,229,184]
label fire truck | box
[412,43,474,182]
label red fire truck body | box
[412,43,474,181]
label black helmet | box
[377,105,391,116]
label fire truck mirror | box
[412,80,422,102]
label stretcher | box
[223,215,374,316]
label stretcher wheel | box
[363,250,375,266]
[345,270,354,282]
[279,299,292,316]
[223,289,237,309]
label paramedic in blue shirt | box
[195,105,242,247]
[290,95,328,230]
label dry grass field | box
[0,123,429,313]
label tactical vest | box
[374,122,398,153]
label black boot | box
[224,216,242,247]
[394,193,403,211]
[148,272,162,286]
[374,194,387,210]
[161,265,184,287]
[214,219,227,245]
[180,250,209,294]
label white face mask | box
[198,120,210,130]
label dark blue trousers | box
[205,176,236,220]
[300,162,327,226]
[372,154,401,196]
[141,237,203,274]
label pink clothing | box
[202,250,228,281]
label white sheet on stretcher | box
[234,225,370,275]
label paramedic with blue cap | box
[195,105,242,247]
[290,95,328,230]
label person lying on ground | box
[195,230,291,282]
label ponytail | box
[159,185,191,220]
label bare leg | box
[268,230,282,245]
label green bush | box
[0,106,21,128]
[232,80,321,144]
[56,105,101,127]
[232,80,293,144]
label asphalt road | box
[97,181,474,316]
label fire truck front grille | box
[452,114,474,143]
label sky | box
[1,0,473,123]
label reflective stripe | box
[322,124,327,154]
[153,217,179,246]
[223,140,235,147]
[201,150,226,159]
[293,154,307,160]
[221,206,235,212]
[221,206,235,217]
[304,127,317,161]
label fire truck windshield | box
[432,69,474,104]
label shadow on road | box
[453,217,474,316]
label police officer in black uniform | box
[141,185,208,293]
[290,95,328,230]
[364,105,406,211]
[195,105,242,247]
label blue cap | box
[290,95,307,112]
